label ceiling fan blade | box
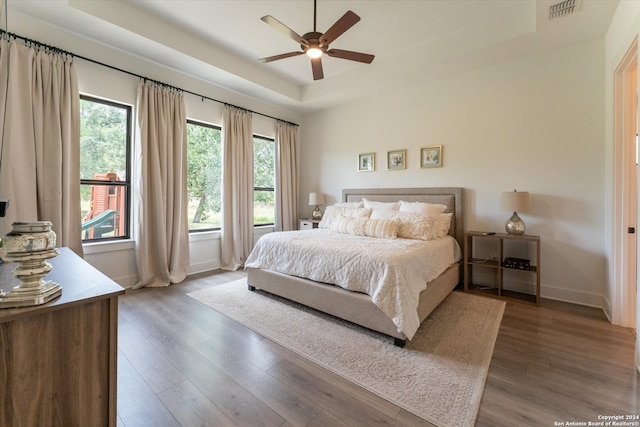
[319,10,360,46]
[259,51,305,63]
[327,49,375,64]
[311,57,324,80]
[261,15,308,46]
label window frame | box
[79,94,132,243]
[253,134,276,227]
[186,119,222,233]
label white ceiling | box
[7,0,619,113]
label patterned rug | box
[187,279,505,427]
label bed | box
[245,187,464,347]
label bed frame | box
[247,187,464,347]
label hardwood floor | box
[117,270,639,426]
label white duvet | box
[244,229,461,339]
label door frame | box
[612,37,638,329]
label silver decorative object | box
[0,221,61,308]
[309,192,325,220]
[500,190,530,236]
[505,212,526,235]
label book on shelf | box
[502,257,531,270]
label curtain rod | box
[0,30,299,127]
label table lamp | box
[309,192,325,220]
[500,190,530,235]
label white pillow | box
[362,198,400,211]
[333,201,364,208]
[436,213,453,238]
[399,200,447,217]
[318,206,371,229]
[370,210,438,240]
[331,216,398,239]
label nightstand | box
[463,231,540,305]
[299,219,320,230]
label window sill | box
[83,226,272,254]
[254,224,274,230]
[189,230,221,241]
[82,239,135,255]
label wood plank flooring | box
[117,270,639,426]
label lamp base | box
[0,279,62,308]
[505,212,526,235]
[312,206,323,220]
[0,248,61,308]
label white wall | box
[300,39,606,307]
[6,9,301,286]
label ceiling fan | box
[258,0,375,81]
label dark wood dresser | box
[0,247,125,426]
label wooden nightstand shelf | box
[299,219,320,230]
[464,231,540,305]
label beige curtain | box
[134,81,189,288]
[221,105,253,271]
[274,121,299,231]
[0,38,82,255]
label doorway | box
[613,38,638,330]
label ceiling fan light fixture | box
[259,0,374,80]
[306,47,323,59]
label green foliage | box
[187,122,222,225]
[80,104,276,231]
[253,136,275,225]
[80,99,127,181]
[79,98,130,230]
[254,137,274,187]
[186,127,275,228]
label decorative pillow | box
[370,210,438,240]
[318,206,371,229]
[362,198,400,211]
[331,216,398,239]
[436,213,453,238]
[399,200,447,216]
[333,201,364,208]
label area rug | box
[187,279,505,427]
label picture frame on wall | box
[358,152,375,172]
[421,145,443,168]
[387,149,406,170]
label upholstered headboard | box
[342,187,464,246]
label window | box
[254,135,275,226]
[80,95,131,242]
[187,126,273,229]
[187,120,222,231]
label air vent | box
[549,0,581,20]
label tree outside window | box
[187,120,222,231]
[254,135,275,226]
[82,114,275,236]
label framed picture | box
[358,152,375,172]
[387,149,406,170]
[421,145,443,168]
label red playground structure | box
[82,172,125,239]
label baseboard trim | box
[188,260,221,276]
[540,284,604,308]
[601,295,613,322]
[114,274,139,289]
[453,274,606,309]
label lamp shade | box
[309,192,325,206]
[500,191,530,212]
